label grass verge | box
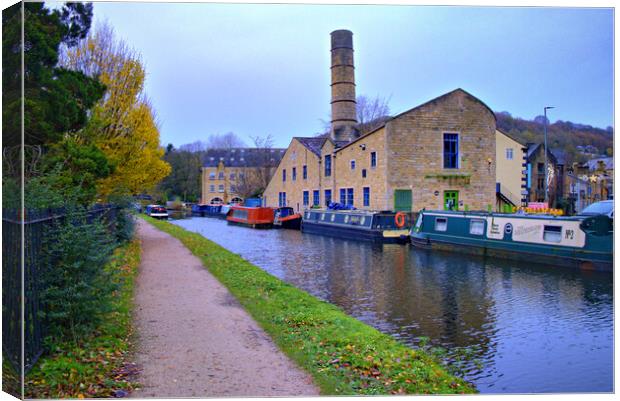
[25,238,142,398]
[143,216,476,395]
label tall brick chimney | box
[330,29,359,143]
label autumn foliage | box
[62,23,170,199]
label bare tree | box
[206,132,247,149]
[356,94,391,135]
[318,94,391,136]
[178,140,207,153]
[235,134,277,199]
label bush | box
[41,210,117,343]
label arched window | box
[210,197,223,204]
[231,197,243,204]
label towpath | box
[132,219,319,397]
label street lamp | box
[544,106,555,205]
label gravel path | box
[132,220,319,397]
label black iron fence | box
[2,205,119,373]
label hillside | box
[496,111,614,164]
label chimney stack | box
[330,30,359,143]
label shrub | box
[41,210,117,343]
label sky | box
[54,1,615,148]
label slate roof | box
[202,148,286,167]
[294,137,327,156]
[586,157,614,171]
[526,143,558,164]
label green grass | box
[143,216,476,395]
[25,238,142,399]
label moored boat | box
[144,204,168,219]
[301,209,410,243]
[409,210,613,272]
[273,207,302,230]
[226,205,275,228]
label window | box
[313,190,320,206]
[209,172,215,180]
[218,184,224,192]
[506,148,514,160]
[469,219,485,235]
[537,163,545,174]
[303,165,307,180]
[435,217,448,232]
[370,152,377,168]
[362,169,367,178]
[292,167,297,181]
[325,155,332,177]
[324,189,332,206]
[218,172,224,179]
[537,177,545,190]
[209,185,215,192]
[363,187,370,207]
[230,185,236,192]
[282,169,286,182]
[278,192,287,207]
[443,133,459,169]
[350,160,356,170]
[230,173,236,180]
[543,225,562,243]
[303,191,309,206]
[239,172,245,180]
[340,188,354,206]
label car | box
[579,200,614,219]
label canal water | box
[171,217,613,394]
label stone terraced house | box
[263,29,506,213]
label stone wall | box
[262,139,321,211]
[385,89,497,211]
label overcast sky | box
[65,1,614,148]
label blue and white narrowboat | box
[144,204,168,219]
[302,210,410,243]
[409,210,613,272]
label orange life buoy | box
[394,212,406,228]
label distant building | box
[564,156,613,213]
[495,129,527,210]
[263,30,497,213]
[524,143,560,205]
[201,148,285,204]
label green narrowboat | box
[409,210,613,272]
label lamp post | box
[543,106,554,205]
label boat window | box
[469,219,485,235]
[543,225,562,243]
[361,216,366,225]
[321,213,326,221]
[344,215,350,223]
[331,214,336,222]
[434,217,448,232]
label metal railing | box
[2,206,119,373]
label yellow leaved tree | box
[62,23,170,199]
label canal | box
[171,217,613,393]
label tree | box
[158,146,203,202]
[205,132,246,149]
[61,22,170,198]
[2,2,105,148]
[356,94,391,135]
[235,135,277,199]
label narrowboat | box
[409,210,613,272]
[144,204,168,219]
[191,204,224,217]
[219,204,232,219]
[226,205,275,228]
[273,207,302,230]
[301,209,410,243]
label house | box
[201,148,285,204]
[524,143,560,206]
[263,30,497,213]
[495,129,527,210]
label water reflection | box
[172,217,613,393]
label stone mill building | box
[263,29,499,212]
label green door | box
[394,189,412,212]
[444,191,459,211]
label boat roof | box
[420,209,585,221]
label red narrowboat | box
[226,205,275,228]
[273,207,302,230]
